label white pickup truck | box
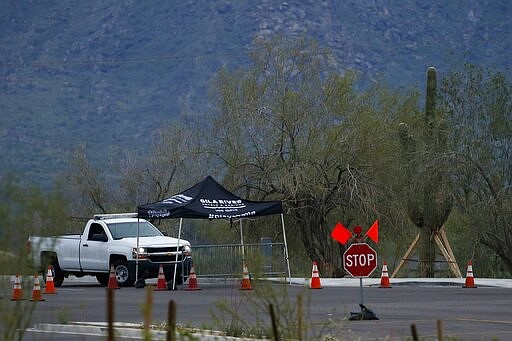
[28,213,192,287]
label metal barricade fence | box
[191,242,288,278]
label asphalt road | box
[6,278,512,340]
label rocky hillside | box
[1,0,510,187]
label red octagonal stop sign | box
[343,243,377,277]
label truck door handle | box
[83,244,89,247]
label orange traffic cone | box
[463,260,477,288]
[30,274,45,301]
[44,266,57,294]
[185,265,201,291]
[240,261,253,291]
[379,262,392,288]
[10,274,25,301]
[154,264,168,291]
[310,261,322,289]
[107,265,120,289]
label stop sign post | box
[331,222,380,320]
[343,243,378,277]
[343,243,379,320]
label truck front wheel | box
[96,274,109,286]
[112,259,134,287]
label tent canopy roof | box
[137,176,282,220]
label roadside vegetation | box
[0,34,510,340]
[0,177,70,340]
[210,278,343,340]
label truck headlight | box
[132,247,147,259]
[183,245,192,256]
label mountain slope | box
[1,0,510,187]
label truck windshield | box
[107,221,163,239]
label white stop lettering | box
[345,253,375,267]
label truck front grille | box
[146,246,184,263]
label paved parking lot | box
[3,276,510,340]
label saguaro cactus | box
[399,67,453,277]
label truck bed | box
[29,234,82,270]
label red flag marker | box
[331,222,352,245]
[364,220,379,243]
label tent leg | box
[281,214,292,284]
[135,218,140,285]
[240,219,245,265]
[172,218,183,290]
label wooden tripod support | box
[391,226,462,278]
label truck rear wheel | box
[52,263,65,287]
[112,259,134,287]
[42,254,64,287]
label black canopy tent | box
[137,176,291,286]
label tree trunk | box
[293,206,345,278]
[418,228,436,277]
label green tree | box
[441,64,512,275]
[64,120,205,218]
[209,36,415,276]
[65,144,110,216]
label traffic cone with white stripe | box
[240,261,253,291]
[185,264,201,291]
[44,266,57,294]
[10,274,25,301]
[379,262,392,288]
[310,261,322,289]
[463,260,477,288]
[108,265,120,289]
[30,274,45,301]
[154,264,167,291]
